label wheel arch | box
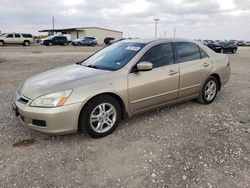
[210,73,221,91]
[77,92,128,129]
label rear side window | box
[176,42,201,63]
[14,34,21,38]
[139,43,174,68]
[57,36,66,39]
[21,34,32,38]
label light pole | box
[154,18,160,38]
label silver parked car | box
[13,38,231,138]
[0,33,34,46]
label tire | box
[48,42,53,46]
[197,76,219,104]
[23,41,30,46]
[220,48,224,53]
[79,95,121,138]
[232,49,236,54]
[0,40,4,46]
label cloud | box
[0,0,249,40]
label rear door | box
[175,42,212,98]
[128,42,179,113]
[14,34,22,44]
[54,37,61,44]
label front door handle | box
[168,70,178,76]
[203,62,210,67]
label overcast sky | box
[0,0,250,40]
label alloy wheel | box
[204,80,217,101]
[90,103,117,133]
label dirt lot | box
[0,45,249,188]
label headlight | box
[30,90,72,107]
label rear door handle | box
[203,62,210,67]
[168,70,178,76]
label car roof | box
[120,38,196,44]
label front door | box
[128,42,179,113]
[5,34,14,43]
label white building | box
[39,27,123,44]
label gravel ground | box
[0,45,249,188]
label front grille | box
[16,92,29,104]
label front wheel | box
[0,40,4,46]
[79,95,121,138]
[197,76,219,104]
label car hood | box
[21,64,110,99]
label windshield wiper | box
[83,64,99,69]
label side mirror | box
[136,62,153,72]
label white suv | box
[0,33,34,46]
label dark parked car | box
[104,37,115,45]
[72,37,97,46]
[207,41,237,53]
[109,38,127,45]
[237,41,245,46]
[42,36,68,46]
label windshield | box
[81,42,146,71]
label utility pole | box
[52,16,55,30]
[174,27,176,38]
[154,18,160,38]
[164,31,167,38]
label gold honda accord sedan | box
[13,38,231,138]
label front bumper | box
[12,100,83,134]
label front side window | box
[176,42,201,63]
[139,43,174,68]
[81,42,146,71]
[7,34,14,38]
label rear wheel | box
[49,42,53,46]
[197,76,219,104]
[0,40,4,46]
[23,41,30,46]
[79,95,121,138]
